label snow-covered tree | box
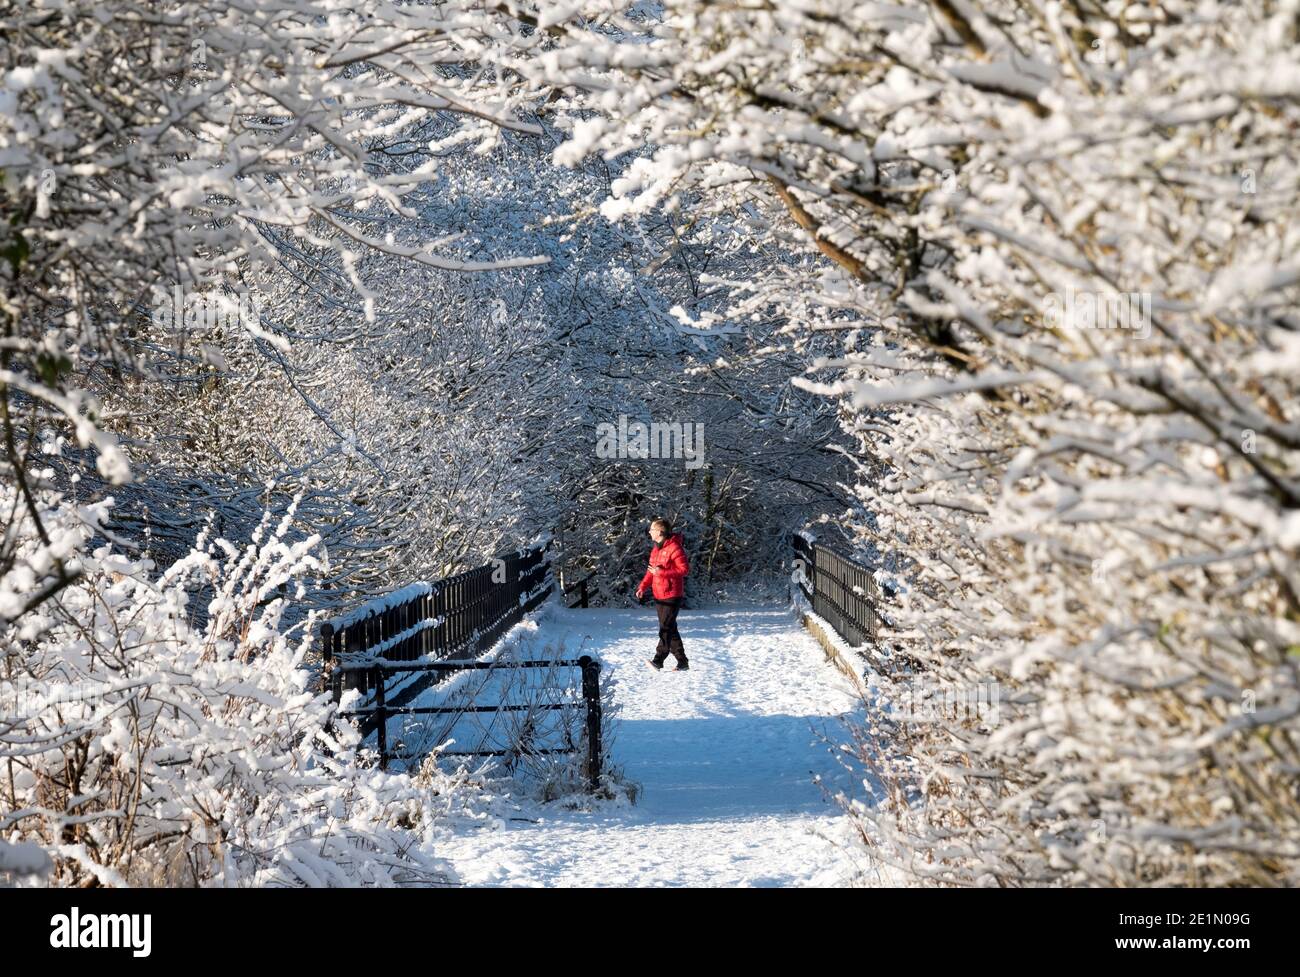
[531,0,1300,884]
[1,0,564,885]
[1,0,559,606]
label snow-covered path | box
[436,603,881,887]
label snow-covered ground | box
[433,603,892,887]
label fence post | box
[579,655,602,792]
[578,577,589,609]
[373,666,388,771]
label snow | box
[0,839,52,880]
[9,0,1294,890]
[434,604,894,887]
[327,582,433,632]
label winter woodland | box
[1,0,1297,887]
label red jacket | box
[637,533,689,601]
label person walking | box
[635,518,690,671]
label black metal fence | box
[317,541,604,785]
[791,533,881,647]
[319,542,552,703]
[332,656,603,785]
[561,570,595,609]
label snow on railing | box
[326,582,434,633]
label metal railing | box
[331,656,603,785]
[791,533,881,647]
[317,541,605,786]
[562,570,596,608]
[319,541,552,707]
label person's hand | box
[648,565,660,574]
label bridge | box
[316,535,890,886]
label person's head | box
[649,518,671,544]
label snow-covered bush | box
[0,487,494,886]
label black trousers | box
[653,597,688,666]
